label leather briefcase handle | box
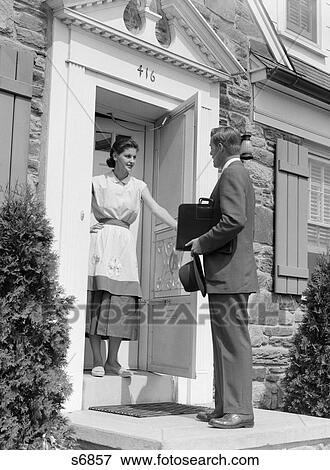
[198,197,214,206]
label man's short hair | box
[211,126,241,153]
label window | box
[287,0,317,42]
[308,157,330,274]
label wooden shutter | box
[287,0,316,42]
[275,139,309,295]
[0,44,33,197]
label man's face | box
[210,139,224,169]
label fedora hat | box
[179,253,206,297]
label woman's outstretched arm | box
[141,187,177,230]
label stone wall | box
[192,0,305,410]
[0,0,51,191]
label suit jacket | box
[198,161,258,294]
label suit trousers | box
[208,293,253,415]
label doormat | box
[89,402,212,418]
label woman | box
[87,136,177,378]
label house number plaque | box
[137,65,156,83]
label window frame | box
[308,153,330,254]
[286,0,318,44]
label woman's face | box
[114,147,137,174]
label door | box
[147,93,201,378]
[84,113,146,370]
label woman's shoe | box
[105,366,132,378]
[91,366,105,377]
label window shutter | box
[0,44,33,196]
[275,139,309,295]
[287,0,316,41]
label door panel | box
[147,93,200,379]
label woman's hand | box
[90,223,104,233]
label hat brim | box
[192,253,206,297]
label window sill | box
[278,30,328,58]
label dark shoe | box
[196,410,223,422]
[209,413,254,429]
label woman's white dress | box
[86,170,146,339]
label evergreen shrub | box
[0,188,76,449]
[283,254,330,417]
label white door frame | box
[46,18,219,411]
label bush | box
[0,187,76,449]
[283,254,330,417]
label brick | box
[252,381,266,407]
[249,325,268,347]
[294,308,306,323]
[252,346,290,366]
[256,245,273,274]
[15,11,46,34]
[252,366,267,381]
[266,373,285,383]
[228,112,249,133]
[227,95,250,114]
[278,309,294,325]
[269,336,293,348]
[251,136,266,148]
[252,147,275,167]
[31,97,43,115]
[264,326,294,337]
[254,206,274,245]
[16,26,46,49]
[0,0,14,35]
[29,139,41,156]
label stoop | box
[67,404,330,450]
[82,370,175,410]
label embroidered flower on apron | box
[108,258,122,277]
[92,254,100,264]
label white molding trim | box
[254,108,330,147]
[246,0,293,70]
[47,0,245,81]
[53,7,230,81]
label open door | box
[147,93,200,378]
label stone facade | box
[0,0,51,192]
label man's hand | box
[90,223,104,233]
[185,238,202,255]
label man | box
[186,126,258,429]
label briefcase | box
[176,198,221,251]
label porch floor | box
[66,407,330,450]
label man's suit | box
[197,159,258,415]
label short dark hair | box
[211,126,241,154]
[106,137,139,168]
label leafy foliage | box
[283,254,330,417]
[0,188,76,449]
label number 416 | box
[137,65,156,82]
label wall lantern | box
[240,133,253,160]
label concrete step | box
[66,408,330,450]
[82,371,175,410]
